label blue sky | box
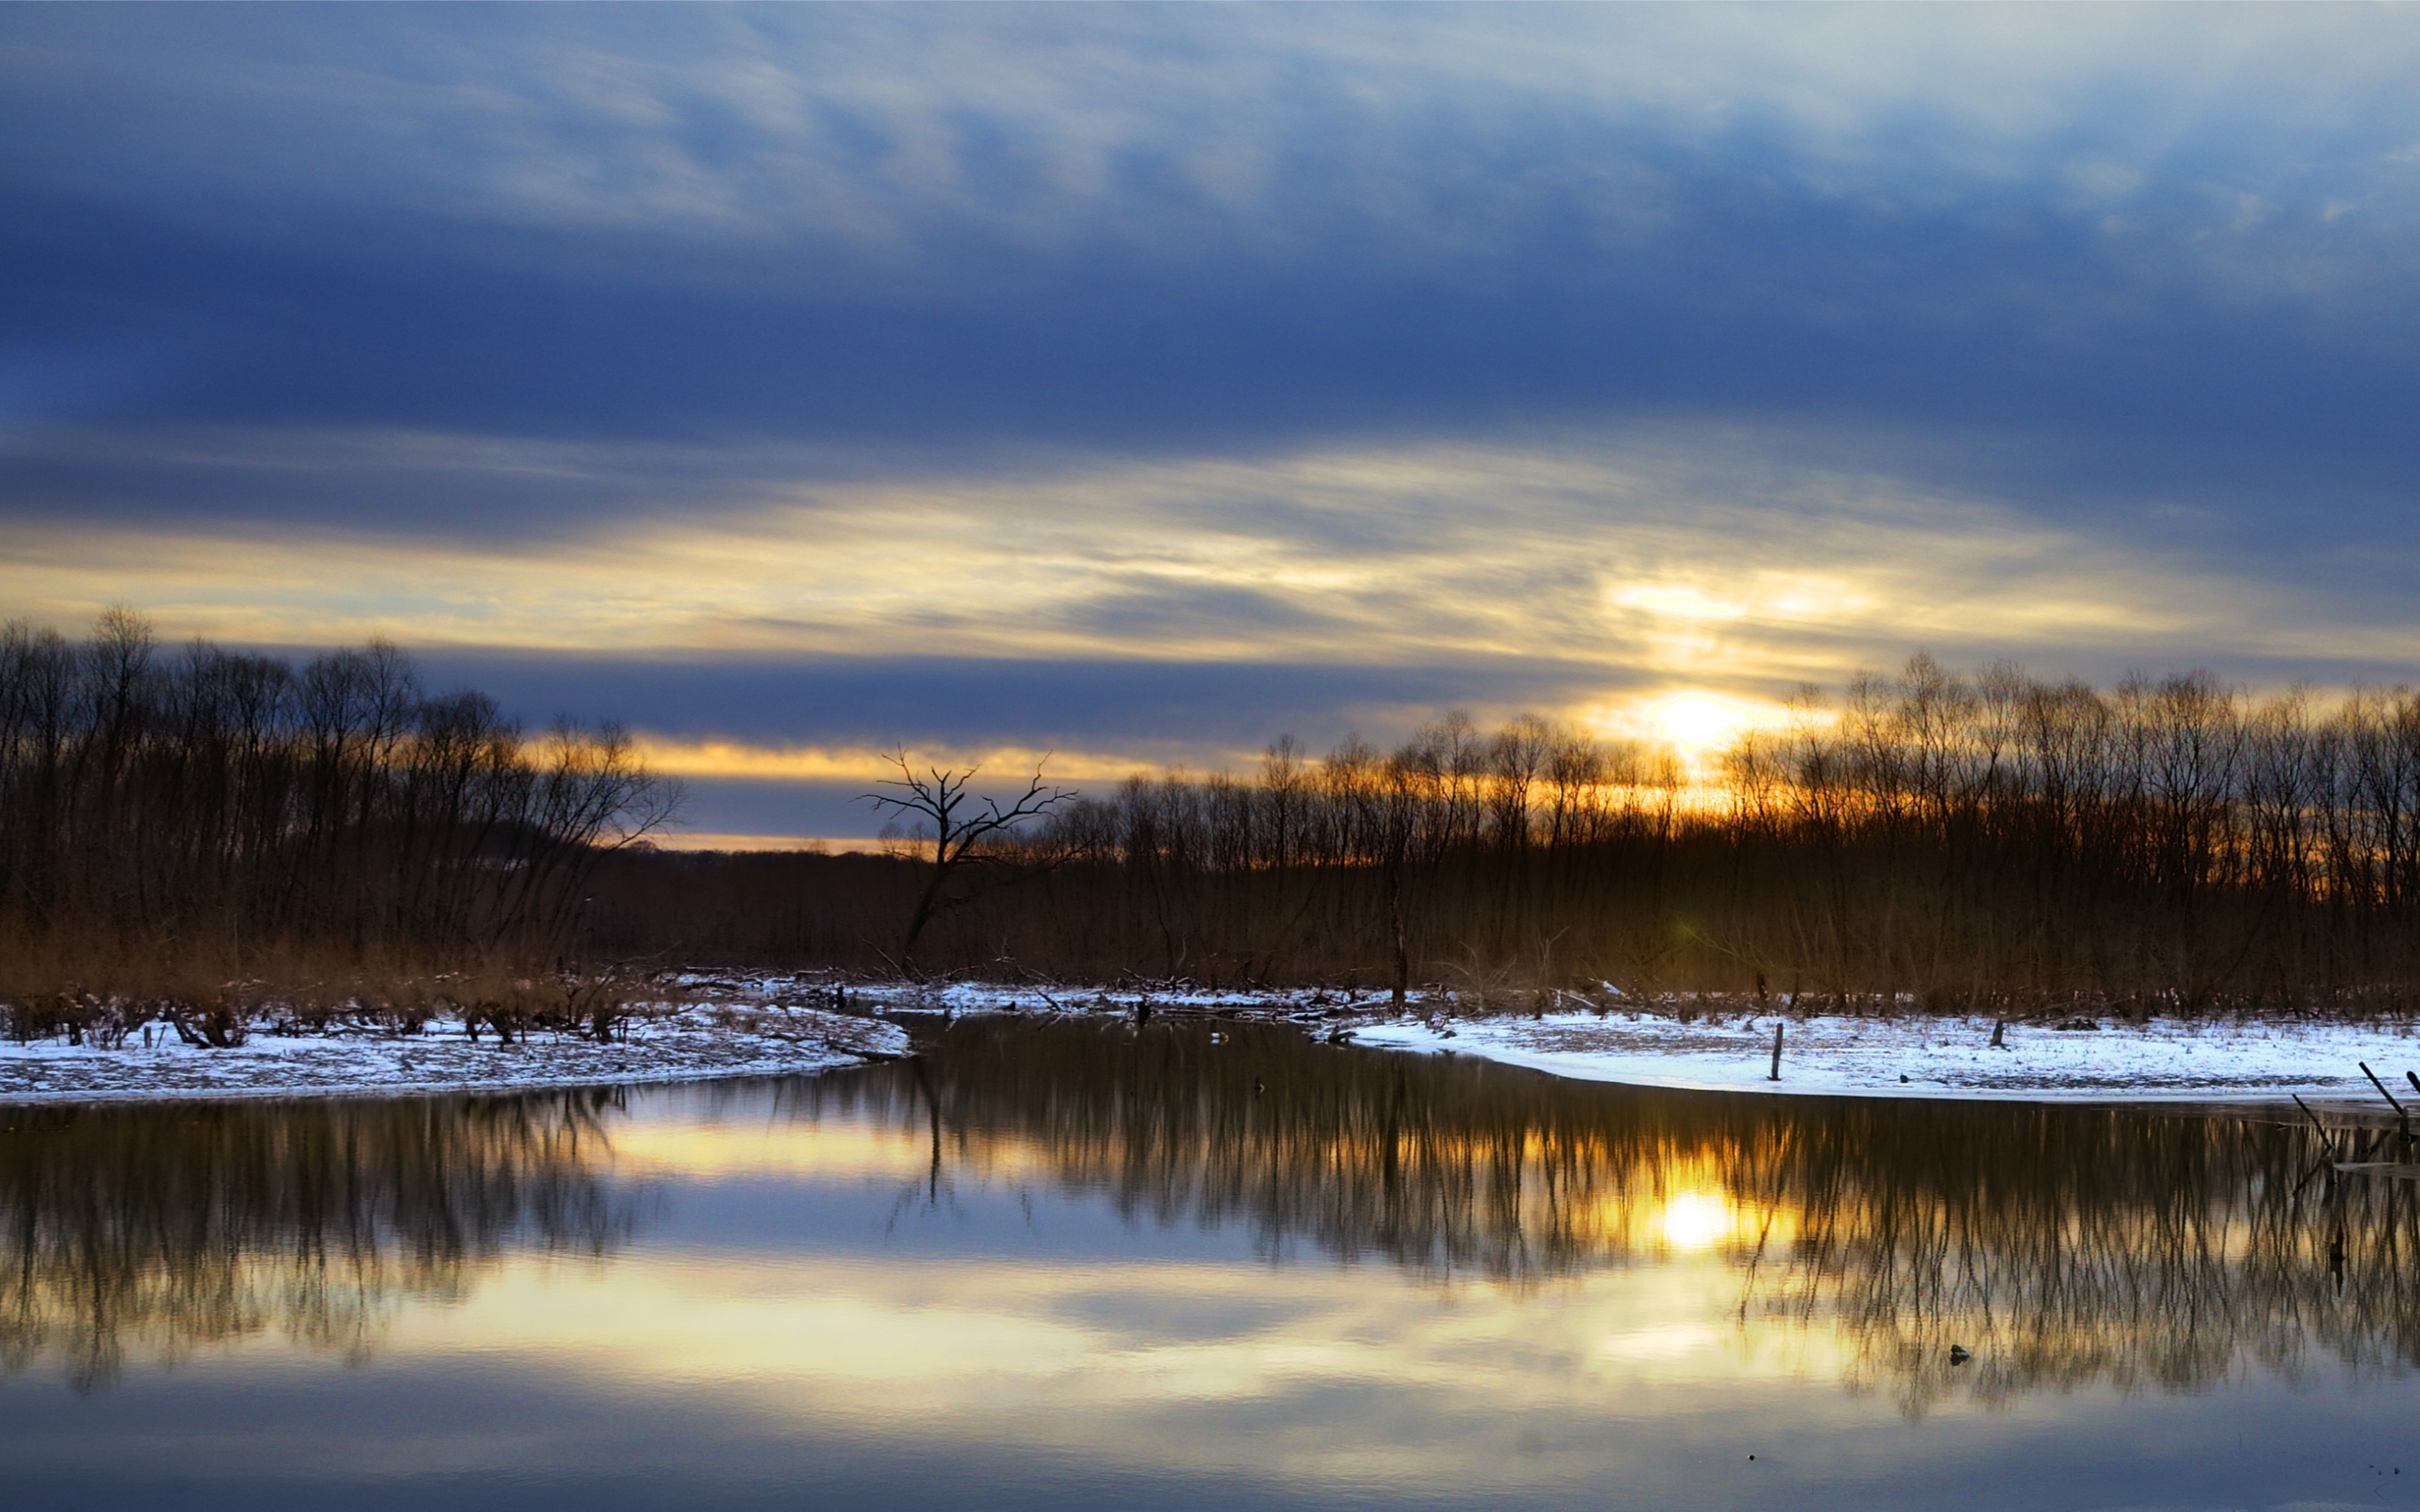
[7,3,2420,842]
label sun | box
[1649,693,1752,752]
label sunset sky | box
[7,4,2420,843]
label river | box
[3,1016,2413,1509]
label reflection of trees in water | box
[0,1091,637,1390]
[795,1017,2420,1415]
[1739,1101,2420,1415]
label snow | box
[834,978,2420,1109]
[0,1001,907,1107]
[823,979,2420,1108]
[8,971,2418,1111]
[1349,1009,2420,1107]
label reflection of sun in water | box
[1656,1189,1732,1252]
[1650,693,1752,753]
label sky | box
[7,3,2420,844]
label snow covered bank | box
[1351,1010,2420,1106]
[12,969,2417,1110]
[840,979,2420,1108]
[0,1003,907,1106]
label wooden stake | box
[1768,1022,1784,1083]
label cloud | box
[403,648,1620,757]
[13,422,2415,700]
[13,6,2420,276]
[8,3,2420,843]
[6,3,2419,482]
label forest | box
[591,654,2420,1017]
[7,610,2420,1025]
[0,611,678,1043]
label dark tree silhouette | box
[862,753,1075,974]
[0,609,682,1036]
[584,654,2420,1017]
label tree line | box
[592,654,2420,1016]
[0,610,679,1040]
[11,606,2417,1019]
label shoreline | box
[5,976,2417,1111]
[0,1000,908,1108]
[1345,1012,2420,1109]
[872,980,2420,1111]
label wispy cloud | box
[10,3,2420,329]
[8,423,2400,696]
[632,738,1160,787]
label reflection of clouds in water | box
[799,1021,2420,1419]
[0,1092,639,1390]
[11,1022,2420,1431]
[378,1249,1787,1489]
[1593,1320,1723,1366]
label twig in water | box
[2360,1061,2411,1138]
[2292,1093,2338,1157]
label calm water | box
[3,1018,2416,1510]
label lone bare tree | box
[863,753,1076,973]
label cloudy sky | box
[7,3,2420,843]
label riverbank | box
[0,1001,906,1105]
[850,980,2420,1110]
[5,974,2416,1110]
[1348,1008,2420,1106]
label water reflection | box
[0,1092,637,1389]
[3,1017,2414,1423]
[777,1017,2420,1416]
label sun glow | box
[1655,1189,1734,1253]
[1621,585,1744,621]
[1649,693,1754,751]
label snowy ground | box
[841,979,2420,1110]
[1349,1010,2420,1107]
[7,972,2419,1110]
[0,1000,907,1106]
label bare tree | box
[863,753,1076,973]
[0,612,687,1034]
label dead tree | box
[863,753,1075,974]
